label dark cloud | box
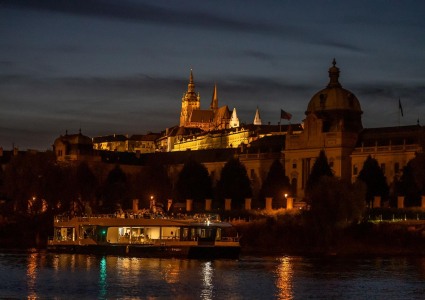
[3,0,364,54]
[4,0,283,35]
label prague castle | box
[50,60,424,202]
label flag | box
[280,109,292,120]
[398,98,403,117]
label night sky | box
[1,0,424,150]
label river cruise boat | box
[48,213,240,259]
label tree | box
[409,153,425,195]
[396,157,422,207]
[74,161,98,212]
[305,150,333,199]
[130,164,172,208]
[357,155,389,206]
[309,176,366,248]
[259,159,290,208]
[2,151,66,215]
[174,159,212,204]
[101,165,129,211]
[216,158,252,208]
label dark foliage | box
[130,164,173,208]
[259,159,290,208]
[305,150,333,199]
[357,155,389,206]
[174,159,212,203]
[102,165,129,211]
[309,176,366,247]
[216,158,252,208]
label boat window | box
[54,227,75,241]
[182,228,189,241]
[216,228,222,241]
[80,225,96,239]
[161,227,180,239]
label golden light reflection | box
[162,261,181,284]
[26,252,38,300]
[275,256,294,300]
[200,261,213,300]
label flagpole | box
[398,101,400,127]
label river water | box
[1,249,425,299]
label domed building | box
[284,60,364,197]
[306,59,363,133]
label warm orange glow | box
[275,256,294,300]
[26,252,38,299]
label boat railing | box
[54,212,224,223]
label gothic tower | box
[210,83,218,112]
[180,70,201,127]
[253,107,262,125]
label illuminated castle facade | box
[52,61,424,203]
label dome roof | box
[306,59,362,114]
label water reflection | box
[275,256,294,300]
[162,260,181,284]
[26,251,38,300]
[201,261,213,300]
[98,256,107,299]
[4,251,423,299]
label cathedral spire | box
[253,106,262,125]
[327,58,342,88]
[230,107,240,128]
[188,69,195,93]
[210,83,218,111]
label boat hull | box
[47,244,240,259]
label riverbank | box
[2,213,425,257]
[234,217,425,257]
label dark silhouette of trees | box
[305,150,333,200]
[216,158,252,208]
[2,151,66,215]
[174,159,212,205]
[102,165,129,211]
[309,176,366,247]
[74,161,98,212]
[409,153,425,194]
[259,159,290,208]
[357,155,389,207]
[396,153,425,207]
[130,164,173,208]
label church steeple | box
[230,107,240,128]
[188,69,195,93]
[327,58,342,88]
[180,69,201,127]
[253,106,262,125]
[210,83,218,111]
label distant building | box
[129,133,161,153]
[92,134,128,152]
[284,59,424,198]
[53,130,93,162]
